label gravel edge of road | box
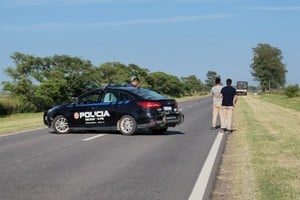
[205,132,228,200]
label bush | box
[0,96,19,115]
[285,84,299,98]
[0,95,30,115]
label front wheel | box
[53,115,70,134]
[118,115,137,136]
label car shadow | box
[49,129,185,136]
[134,129,186,136]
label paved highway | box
[0,97,223,200]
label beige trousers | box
[212,104,221,128]
[221,106,234,130]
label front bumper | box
[43,111,52,128]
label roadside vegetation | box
[213,93,300,199]
[0,112,43,135]
[1,52,216,114]
[260,91,300,112]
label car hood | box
[47,102,71,114]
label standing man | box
[210,77,223,130]
[129,76,140,87]
[220,78,238,133]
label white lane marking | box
[188,131,224,200]
[82,134,106,141]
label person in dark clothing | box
[129,76,140,87]
[220,78,238,133]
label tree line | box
[1,43,297,114]
[1,52,212,112]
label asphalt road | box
[0,97,221,200]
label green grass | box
[233,95,300,199]
[0,112,44,135]
[259,92,300,112]
[176,93,209,102]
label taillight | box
[137,101,162,109]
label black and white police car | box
[44,86,184,135]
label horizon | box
[1,0,299,88]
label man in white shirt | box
[210,77,223,130]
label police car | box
[44,86,184,135]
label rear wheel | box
[150,127,168,134]
[53,115,70,134]
[118,115,137,136]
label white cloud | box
[0,0,225,7]
[1,0,45,6]
[0,14,232,31]
[242,6,300,11]
[94,14,232,26]
[0,0,110,7]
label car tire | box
[118,115,137,136]
[150,127,168,134]
[53,115,70,134]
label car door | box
[68,90,104,128]
[97,90,121,127]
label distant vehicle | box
[236,81,248,96]
[44,86,184,135]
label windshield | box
[132,88,167,100]
[236,81,248,89]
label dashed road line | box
[81,134,106,141]
[0,127,46,138]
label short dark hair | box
[215,77,221,84]
[226,79,232,86]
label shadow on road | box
[48,129,185,136]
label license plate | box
[167,116,177,120]
[163,106,172,111]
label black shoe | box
[211,127,217,130]
[220,128,227,133]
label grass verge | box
[260,93,300,112]
[212,94,300,199]
[0,112,44,135]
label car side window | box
[120,92,135,101]
[101,91,120,103]
[78,92,102,105]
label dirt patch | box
[211,134,235,200]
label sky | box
[0,0,300,88]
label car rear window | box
[133,88,167,100]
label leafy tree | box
[181,75,203,95]
[250,43,287,91]
[285,84,299,98]
[2,52,213,112]
[147,72,183,97]
[205,71,219,90]
[94,62,151,87]
[2,52,95,111]
[127,64,150,88]
[96,62,129,84]
[48,55,95,97]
